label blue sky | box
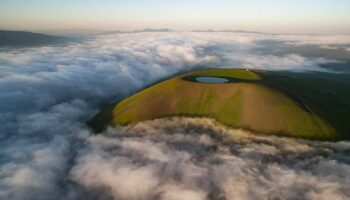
[1,0,350,33]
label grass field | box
[89,68,350,141]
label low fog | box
[0,32,349,200]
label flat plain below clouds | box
[0,32,349,200]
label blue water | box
[195,77,229,83]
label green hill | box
[89,68,350,141]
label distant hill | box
[133,28,172,33]
[89,69,350,141]
[100,28,173,35]
[0,30,67,47]
[192,29,265,34]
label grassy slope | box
[89,69,341,140]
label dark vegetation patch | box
[258,71,350,140]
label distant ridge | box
[100,28,268,35]
[100,28,173,35]
[191,29,325,36]
[0,30,67,47]
[133,28,172,33]
[192,29,265,34]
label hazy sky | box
[1,0,350,34]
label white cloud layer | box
[0,32,349,200]
[71,118,350,200]
[279,34,350,45]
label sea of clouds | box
[0,32,349,200]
